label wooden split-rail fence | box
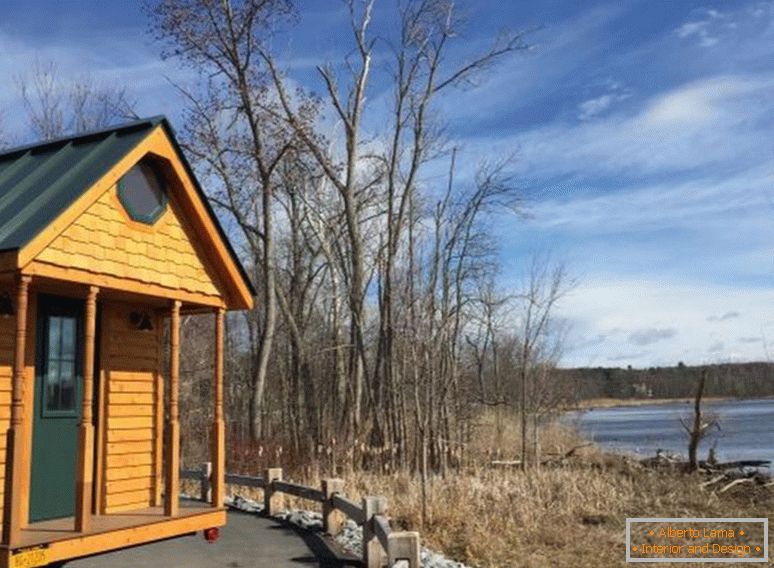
[181,464,421,568]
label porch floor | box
[1,501,225,567]
[18,502,218,548]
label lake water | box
[567,398,774,464]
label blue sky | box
[1,1,773,367]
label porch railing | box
[181,463,420,568]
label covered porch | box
[0,273,228,568]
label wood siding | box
[0,288,36,531]
[34,184,222,301]
[100,302,161,514]
[0,311,12,524]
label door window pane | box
[61,318,75,359]
[45,315,77,413]
[48,317,61,360]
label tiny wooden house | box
[0,117,254,567]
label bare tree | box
[681,369,720,472]
[149,0,305,440]
[258,0,529,452]
[513,255,571,471]
[17,60,136,141]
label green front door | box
[30,295,84,522]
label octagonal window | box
[117,160,168,224]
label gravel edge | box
[226,495,471,568]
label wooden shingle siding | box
[35,184,222,300]
[0,312,12,522]
[100,302,161,514]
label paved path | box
[67,510,358,568]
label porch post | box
[165,300,181,517]
[75,286,99,532]
[2,275,31,546]
[211,308,225,508]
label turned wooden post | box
[2,275,31,546]
[362,496,387,568]
[211,308,225,508]
[164,300,181,517]
[321,478,345,536]
[75,286,99,532]
[263,468,284,515]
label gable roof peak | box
[0,115,255,306]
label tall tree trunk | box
[687,370,708,472]
[250,182,277,440]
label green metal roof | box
[0,116,255,297]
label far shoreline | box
[566,395,774,411]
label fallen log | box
[718,477,754,494]
[640,452,770,472]
[704,460,771,470]
[541,443,592,466]
[700,474,726,488]
[490,444,594,468]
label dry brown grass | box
[214,413,772,567]
[340,463,772,567]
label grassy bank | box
[341,422,771,566]
[217,417,771,567]
[570,396,731,410]
[343,456,771,567]
[568,394,774,410]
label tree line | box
[561,362,774,401]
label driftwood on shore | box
[638,450,771,493]
[709,459,771,469]
[489,443,593,468]
[488,446,772,495]
[639,450,770,471]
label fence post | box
[200,462,212,503]
[321,478,345,536]
[362,496,387,568]
[388,531,420,568]
[263,467,284,516]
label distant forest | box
[559,362,774,401]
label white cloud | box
[436,4,628,127]
[578,94,614,120]
[559,279,774,367]
[707,340,725,353]
[675,9,728,47]
[525,162,774,236]
[481,73,774,181]
[628,327,677,346]
[607,351,650,362]
[577,86,632,121]
[707,311,740,322]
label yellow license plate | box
[10,547,49,568]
